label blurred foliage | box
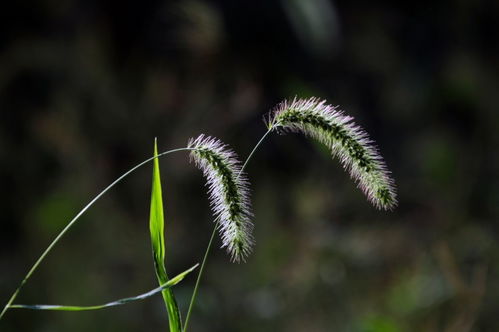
[1,0,499,331]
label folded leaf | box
[150,138,183,331]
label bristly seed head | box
[188,134,253,262]
[266,97,397,210]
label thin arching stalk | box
[182,129,272,332]
[0,147,195,321]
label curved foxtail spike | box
[266,97,397,210]
[188,135,254,262]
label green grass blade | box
[150,138,182,332]
[10,264,198,312]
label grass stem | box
[0,147,195,321]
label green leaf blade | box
[150,139,182,332]
[10,264,198,312]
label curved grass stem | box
[182,129,272,332]
[0,147,195,321]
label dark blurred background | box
[1,0,499,331]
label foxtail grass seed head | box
[188,135,253,262]
[267,97,397,210]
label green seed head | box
[188,135,254,262]
[267,97,397,210]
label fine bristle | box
[188,134,254,262]
[267,97,397,210]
